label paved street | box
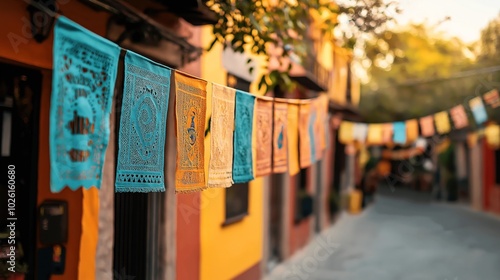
[267,189,500,280]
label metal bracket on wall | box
[80,0,203,67]
[26,0,57,43]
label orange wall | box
[176,193,201,280]
[37,71,83,280]
[482,140,500,215]
[175,24,202,280]
[0,0,111,70]
[0,1,114,279]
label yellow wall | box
[200,26,264,280]
[310,15,359,107]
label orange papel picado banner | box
[299,100,313,168]
[406,119,419,144]
[174,71,207,193]
[484,89,500,108]
[287,101,300,176]
[419,116,435,137]
[255,96,273,177]
[450,105,468,129]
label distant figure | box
[358,158,390,207]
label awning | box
[329,100,363,122]
[156,0,218,26]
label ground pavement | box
[266,188,500,280]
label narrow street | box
[267,188,500,280]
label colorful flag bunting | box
[273,100,288,173]
[434,111,451,134]
[50,16,120,192]
[232,90,255,183]
[287,101,300,176]
[367,124,383,145]
[339,121,354,144]
[484,89,500,108]
[470,96,488,125]
[255,97,273,177]
[208,84,236,188]
[299,100,313,168]
[315,95,328,160]
[450,105,469,129]
[406,119,419,144]
[116,51,170,192]
[419,116,435,137]
[353,123,368,143]
[393,122,406,144]
[382,123,393,144]
[174,71,207,193]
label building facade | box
[0,1,361,279]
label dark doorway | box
[331,132,345,216]
[269,174,283,270]
[113,192,164,280]
[113,55,164,280]
[0,62,41,280]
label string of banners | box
[338,89,500,147]
[49,16,331,194]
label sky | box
[395,0,500,43]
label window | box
[224,72,251,225]
[224,183,249,223]
[495,150,500,185]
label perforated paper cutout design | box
[450,105,469,129]
[232,90,255,183]
[419,116,435,137]
[287,102,300,176]
[299,101,312,168]
[208,84,235,188]
[175,72,207,192]
[50,16,120,192]
[273,101,288,173]
[484,89,500,108]
[255,97,273,177]
[116,51,171,192]
[470,97,488,125]
[308,105,317,163]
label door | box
[0,62,41,280]
[268,174,283,270]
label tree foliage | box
[205,0,398,91]
[359,24,483,123]
[478,12,500,64]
